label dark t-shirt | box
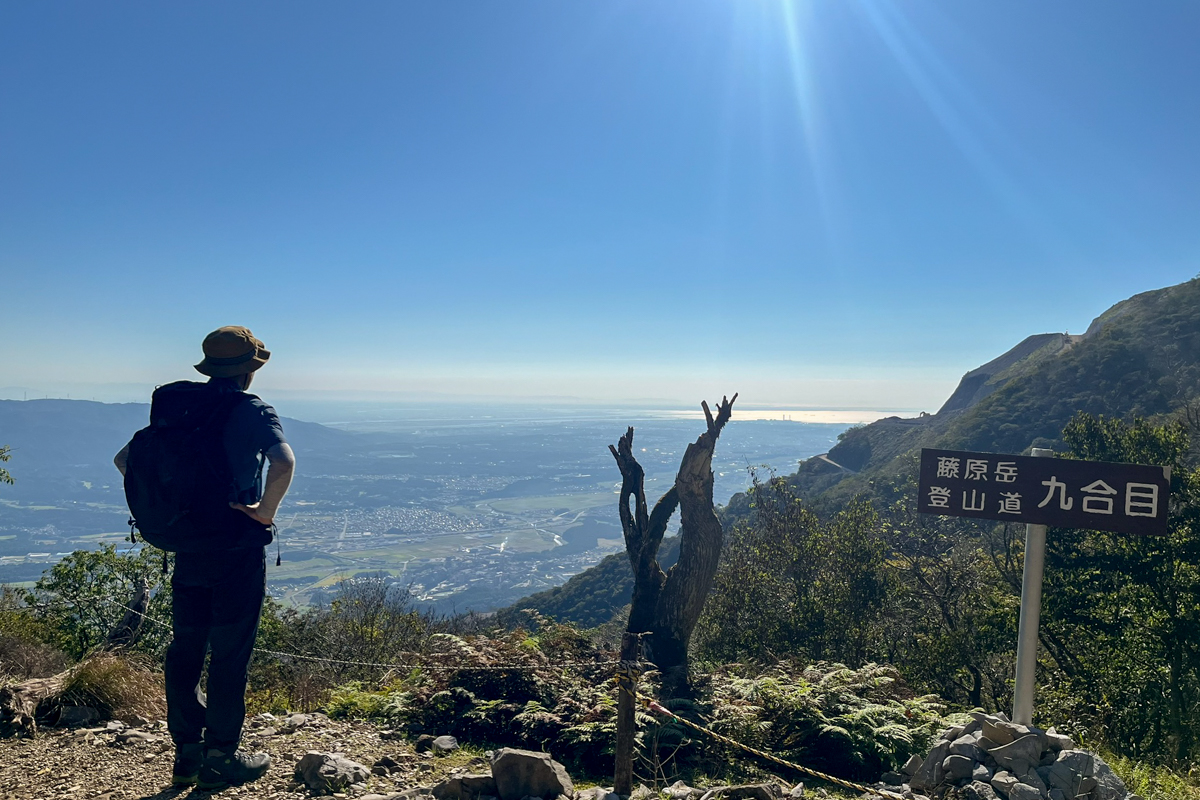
[209,379,288,505]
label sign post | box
[918,446,1170,725]
[1011,448,1051,725]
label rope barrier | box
[28,594,905,799]
[640,695,905,800]
[91,595,617,673]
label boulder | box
[902,754,923,777]
[432,773,499,800]
[295,751,371,794]
[490,748,574,800]
[433,735,460,754]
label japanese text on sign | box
[917,448,1170,536]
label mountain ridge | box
[502,276,1200,627]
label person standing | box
[115,326,295,789]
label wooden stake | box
[614,631,641,796]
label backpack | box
[124,381,271,552]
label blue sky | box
[2,1,1198,410]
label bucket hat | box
[194,326,271,378]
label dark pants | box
[164,548,266,752]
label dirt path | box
[0,714,466,800]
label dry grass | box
[57,653,166,722]
[0,633,71,681]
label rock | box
[1005,784,1041,800]
[960,782,998,800]
[1090,758,1128,800]
[380,729,404,740]
[942,755,975,782]
[393,791,436,800]
[104,720,125,732]
[374,756,403,776]
[971,764,991,784]
[988,734,1043,775]
[902,755,923,777]
[880,772,904,786]
[664,781,702,800]
[416,735,436,753]
[1043,750,1093,795]
[432,773,499,800]
[114,729,160,746]
[294,751,371,794]
[576,788,620,800]
[55,706,101,726]
[990,771,1017,795]
[630,786,656,800]
[949,735,986,762]
[941,725,966,741]
[788,784,804,799]
[433,735,460,754]
[258,727,278,737]
[280,713,310,733]
[1048,790,1066,800]
[1022,767,1048,794]
[490,748,574,800]
[977,736,1004,753]
[1044,732,1074,751]
[697,784,781,800]
[910,740,951,791]
[980,719,1031,748]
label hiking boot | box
[196,748,271,790]
[171,742,204,786]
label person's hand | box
[230,502,273,526]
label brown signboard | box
[917,448,1171,536]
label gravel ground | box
[0,713,474,800]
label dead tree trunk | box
[610,394,735,698]
[0,578,150,736]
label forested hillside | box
[780,277,1200,506]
